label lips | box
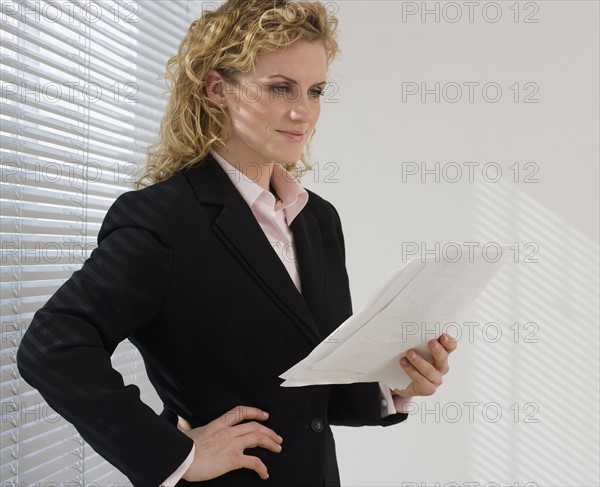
[277,130,306,142]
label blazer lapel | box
[289,208,325,333]
[182,153,324,347]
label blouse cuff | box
[161,443,195,487]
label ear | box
[204,70,226,105]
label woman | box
[16,1,456,485]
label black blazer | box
[16,153,407,487]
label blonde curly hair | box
[134,0,340,189]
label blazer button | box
[310,418,324,433]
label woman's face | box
[216,41,328,166]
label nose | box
[290,92,318,123]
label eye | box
[309,88,325,99]
[270,85,290,95]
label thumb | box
[177,415,192,432]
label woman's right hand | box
[177,405,283,481]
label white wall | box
[305,1,599,486]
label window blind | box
[1,1,205,484]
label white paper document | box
[280,243,509,391]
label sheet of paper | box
[280,243,509,391]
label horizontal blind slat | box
[2,0,189,483]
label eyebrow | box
[267,74,327,86]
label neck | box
[214,149,275,192]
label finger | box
[238,454,270,480]
[440,333,458,353]
[220,405,269,427]
[177,415,192,432]
[235,431,283,454]
[428,339,450,375]
[233,421,283,444]
[400,356,439,396]
[405,350,443,385]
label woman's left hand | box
[392,333,458,398]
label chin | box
[268,144,303,163]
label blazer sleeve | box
[325,203,408,428]
[16,189,194,486]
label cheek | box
[260,100,285,121]
[239,98,277,126]
[310,101,322,121]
